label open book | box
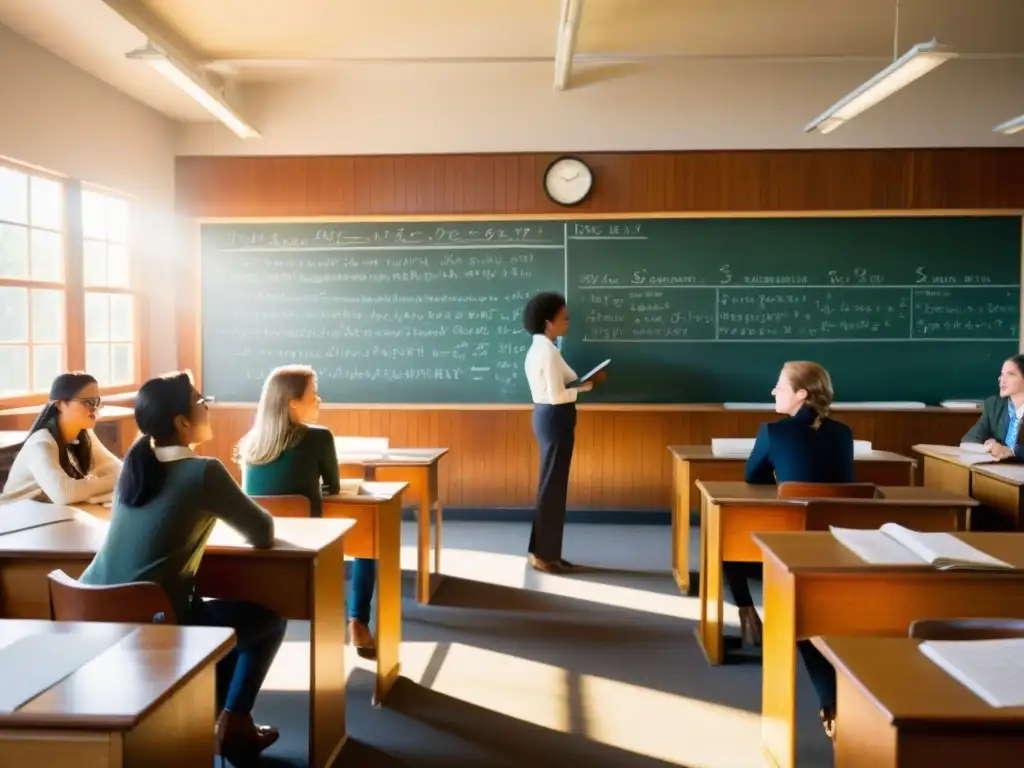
[919,637,1024,708]
[952,442,1005,465]
[830,523,1013,570]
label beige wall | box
[177,57,1024,155]
[0,22,179,375]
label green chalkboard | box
[199,216,1021,404]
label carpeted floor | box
[249,521,835,767]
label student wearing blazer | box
[961,354,1024,460]
[729,360,853,741]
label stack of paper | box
[920,638,1024,707]
[711,438,754,457]
[942,400,984,410]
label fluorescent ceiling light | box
[805,40,956,134]
[126,44,259,139]
[993,115,1024,135]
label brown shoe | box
[529,556,564,574]
[739,606,763,647]
[349,619,377,660]
[216,710,279,766]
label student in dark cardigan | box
[80,371,283,765]
[728,360,854,742]
[237,365,378,660]
[961,354,1024,460]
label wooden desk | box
[754,532,1024,768]
[697,482,975,666]
[813,635,1024,768]
[912,444,977,496]
[969,463,1024,531]
[0,516,355,768]
[335,444,448,604]
[322,481,406,704]
[669,446,916,596]
[0,501,76,536]
[0,620,234,767]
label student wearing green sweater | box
[237,365,378,660]
[80,371,283,765]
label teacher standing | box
[522,291,593,574]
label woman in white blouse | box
[0,372,122,506]
[522,291,593,574]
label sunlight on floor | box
[581,674,764,768]
[263,640,445,692]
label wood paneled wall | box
[176,149,1019,510]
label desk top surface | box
[814,635,1024,724]
[754,531,1024,573]
[0,430,27,450]
[669,445,914,463]
[0,501,77,537]
[696,481,976,507]
[0,620,234,729]
[0,510,354,559]
[334,444,448,466]
[971,463,1024,487]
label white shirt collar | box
[532,334,558,347]
[153,445,196,463]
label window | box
[0,162,65,398]
[82,188,135,387]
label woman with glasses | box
[0,371,121,505]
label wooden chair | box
[250,494,312,517]
[909,618,1024,640]
[47,569,176,624]
[777,481,880,499]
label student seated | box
[0,372,121,505]
[728,360,852,741]
[79,371,283,763]
[237,365,378,659]
[961,354,1024,460]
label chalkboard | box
[199,216,1021,403]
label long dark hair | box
[117,371,196,507]
[27,372,98,479]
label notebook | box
[830,523,1014,570]
[952,443,1003,465]
[919,638,1024,708]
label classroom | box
[1,1,1024,766]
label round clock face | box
[544,157,593,206]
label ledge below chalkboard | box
[207,402,980,413]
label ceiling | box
[0,0,1021,123]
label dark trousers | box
[349,558,376,625]
[192,598,287,715]
[529,403,576,561]
[723,561,836,710]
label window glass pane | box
[0,346,29,396]
[107,197,129,244]
[86,343,110,385]
[31,288,63,343]
[0,223,28,278]
[85,292,110,342]
[0,167,28,224]
[109,294,133,341]
[30,176,62,231]
[82,190,107,240]
[32,344,62,392]
[106,243,130,288]
[111,343,134,385]
[0,286,28,342]
[30,229,63,282]
[83,239,107,286]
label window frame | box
[0,159,146,408]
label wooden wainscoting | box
[204,405,978,510]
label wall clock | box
[543,156,593,206]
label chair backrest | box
[250,494,312,517]
[909,618,1024,640]
[777,482,880,499]
[48,569,176,624]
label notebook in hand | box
[919,637,1024,708]
[830,523,1014,570]
[568,359,610,388]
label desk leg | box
[697,500,725,665]
[761,558,798,768]
[375,497,403,706]
[309,537,347,768]
[433,499,443,576]
[672,458,692,595]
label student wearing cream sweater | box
[0,372,121,506]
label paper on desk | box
[943,400,984,410]
[0,632,125,712]
[335,436,389,457]
[920,638,1024,708]
[711,438,754,457]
